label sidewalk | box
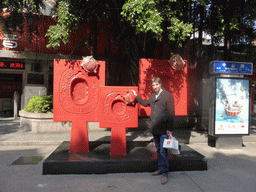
[0,117,256,192]
[0,117,256,146]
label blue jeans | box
[153,134,169,176]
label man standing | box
[132,77,175,185]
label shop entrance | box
[0,73,22,117]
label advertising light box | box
[214,77,250,135]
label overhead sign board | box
[210,60,253,75]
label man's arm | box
[135,95,151,107]
[131,90,151,107]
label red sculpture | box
[53,59,105,152]
[99,86,138,155]
[53,58,186,155]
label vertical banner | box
[215,77,250,135]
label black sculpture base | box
[43,141,207,175]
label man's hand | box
[166,130,172,139]
[131,90,137,96]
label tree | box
[1,0,195,56]
[45,0,112,51]
[45,0,194,54]
[1,0,196,85]
[2,0,255,61]
[203,0,256,61]
[2,0,255,85]
[0,0,45,34]
[121,0,193,49]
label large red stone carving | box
[53,59,105,152]
[53,58,186,154]
[138,59,187,116]
[99,86,138,155]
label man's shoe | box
[151,170,161,176]
[161,175,168,185]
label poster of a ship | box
[224,100,242,117]
[215,78,250,135]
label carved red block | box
[99,86,138,155]
[138,59,187,116]
[53,59,105,152]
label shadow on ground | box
[0,118,20,135]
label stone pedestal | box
[215,136,243,149]
[19,110,71,133]
[43,141,207,175]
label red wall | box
[0,14,118,57]
[138,59,188,116]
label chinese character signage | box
[0,61,25,70]
[210,61,252,75]
[3,34,18,49]
[214,77,250,135]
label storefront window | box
[27,73,44,85]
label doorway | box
[0,73,22,117]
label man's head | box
[152,77,162,94]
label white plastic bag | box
[163,137,180,155]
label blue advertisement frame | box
[214,77,251,135]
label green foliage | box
[167,17,193,46]
[24,95,53,113]
[0,0,44,34]
[45,1,77,49]
[45,0,109,49]
[121,0,193,46]
[1,0,44,13]
[2,0,256,61]
[44,0,195,49]
[121,0,164,36]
